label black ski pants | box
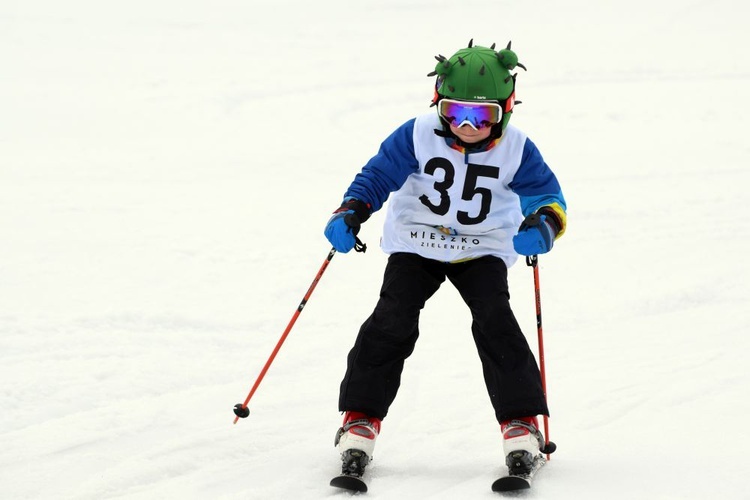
[339,252,549,423]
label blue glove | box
[513,213,556,256]
[324,211,360,253]
[324,198,371,253]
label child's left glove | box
[513,212,559,256]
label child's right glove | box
[513,211,559,256]
[324,198,371,253]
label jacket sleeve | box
[344,118,419,213]
[509,137,567,238]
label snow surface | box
[2,1,749,499]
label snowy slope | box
[1,1,749,499]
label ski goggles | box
[437,98,503,130]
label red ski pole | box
[233,247,337,424]
[526,254,555,459]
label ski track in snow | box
[2,1,749,499]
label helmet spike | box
[517,62,527,71]
[458,56,466,66]
[504,74,513,84]
[435,54,447,62]
[479,64,486,76]
[468,38,473,48]
[514,100,523,105]
[448,85,455,92]
[490,42,496,49]
[506,40,512,50]
[427,70,438,77]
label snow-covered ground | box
[2,1,749,498]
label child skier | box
[324,40,566,487]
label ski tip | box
[492,475,531,492]
[330,474,368,493]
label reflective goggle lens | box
[438,99,502,129]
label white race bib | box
[380,113,527,266]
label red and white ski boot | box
[501,416,546,475]
[330,411,381,492]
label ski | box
[492,454,546,492]
[330,474,368,493]
[331,449,370,493]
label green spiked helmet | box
[429,40,526,134]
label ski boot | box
[493,417,555,492]
[330,411,381,492]
[501,416,547,475]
